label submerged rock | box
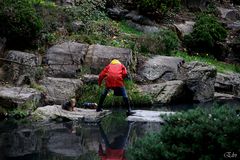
[39,77,83,105]
[85,44,132,74]
[32,105,111,122]
[178,61,217,102]
[0,86,42,111]
[45,42,88,78]
[138,56,184,82]
[138,80,188,104]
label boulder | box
[174,21,195,38]
[81,74,98,84]
[182,0,209,11]
[45,42,88,78]
[215,72,240,97]
[125,11,154,26]
[71,21,85,32]
[0,86,42,111]
[138,56,184,82]
[107,7,129,20]
[126,20,160,33]
[85,44,132,74]
[138,80,187,104]
[217,7,240,21]
[32,105,111,122]
[3,50,40,85]
[39,77,83,105]
[178,62,217,102]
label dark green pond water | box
[1,98,240,160]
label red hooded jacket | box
[98,60,127,88]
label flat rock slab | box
[32,105,111,122]
[126,110,175,123]
[0,86,42,108]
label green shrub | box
[137,29,180,55]
[77,80,152,108]
[0,0,43,48]
[136,0,180,16]
[127,106,240,160]
[184,14,227,53]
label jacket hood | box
[110,59,121,65]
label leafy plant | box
[136,0,180,16]
[0,0,43,48]
[127,106,240,160]
[77,80,152,109]
[137,29,180,55]
[184,14,227,54]
[174,51,240,73]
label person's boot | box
[123,97,135,116]
[96,94,105,112]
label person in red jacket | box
[97,59,134,115]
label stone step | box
[126,110,175,123]
[32,105,111,122]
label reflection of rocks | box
[3,50,40,84]
[39,77,83,104]
[47,132,86,157]
[2,129,42,157]
[45,42,88,78]
[138,56,184,82]
[182,0,209,12]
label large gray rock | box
[217,7,240,21]
[138,56,184,82]
[81,74,98,84]
[182,0,209,11]
[174,21,195,38]
[85,44,132,74]
[39,77,83,104]
[178,62,217,102]
[215,72,240,97]
[3,50,40,85]
[126,20,160,33]
[138,80,187,104]
[45,42,88,77]
[0,86,42,111]
[32,105,111,122]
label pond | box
[0,112,161,160]
[1,97,240,160]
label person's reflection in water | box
[98,121,133,160]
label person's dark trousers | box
[97,87,132,112]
